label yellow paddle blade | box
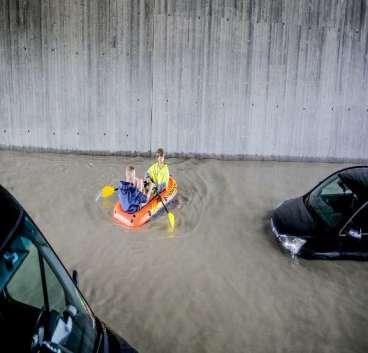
[101,185,116,198]
[168,212,175,229]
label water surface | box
[1,151,367,353]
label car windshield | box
[0,214,97,353]
[305,174,360,229]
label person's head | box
[155,148,165,166]
[125,165,136,183]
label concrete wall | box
[1,0,367,160]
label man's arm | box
[145,164,156,183]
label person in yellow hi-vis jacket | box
[144,148,170,199]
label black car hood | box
[97,320,139,353]
[106,327,139,353]
[273,197,317,237]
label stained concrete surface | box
[1,0,368,159]
[1,150,368,353]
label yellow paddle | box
[157,193,175,230]
[101,185,117,198]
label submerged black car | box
[0,185,138,353]
[271,166,368,259]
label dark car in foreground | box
[271,166,368,259]
[0,185,138,353]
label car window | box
[350,205,368,234]
[2,214,97,353]
[44,258,66,312]
[307,175,358,229]
[320,178,351,196]
[6,239,44,309]
[7,238,67,312]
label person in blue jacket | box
[118,166,150,213]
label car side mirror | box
[72,270,79,287]
[347,227,362,240]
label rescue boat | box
[113,176,177,228]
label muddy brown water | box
[1,151,368,353]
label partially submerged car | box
[0,185,138,353]
[271,166,368,259]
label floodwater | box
[1,150,368,353]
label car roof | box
[0,185,23,251]
[339,166,368,201]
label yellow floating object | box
[168,211,175,230]
[101,185,116,198]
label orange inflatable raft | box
[113,176,177,228]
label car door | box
[0,237,46,353]
[1,216,82,353]
[339,203,368,257]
